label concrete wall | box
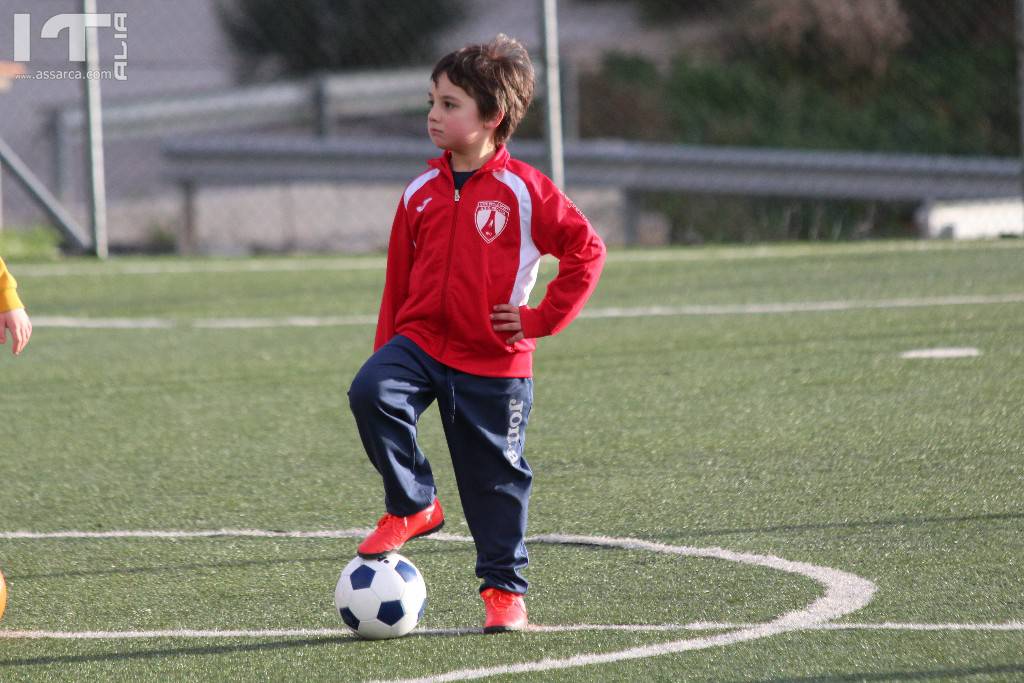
[91,183,668,255]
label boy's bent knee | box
[347,367,386,415]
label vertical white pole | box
[540,0,565,189]
[1017,0,1024,220]
[83,0,109,258]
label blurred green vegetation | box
[0,226,63,262]
[578,0,1017,243]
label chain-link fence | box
[0,0,1020,254]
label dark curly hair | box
[431,34,535,146]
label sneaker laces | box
[373,513,408,536]
[485,589,520,607]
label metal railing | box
[0,136,88,251]
[47,68,431,203]
[163,135,1021,252]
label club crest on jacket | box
[475,200,511,243]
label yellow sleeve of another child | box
[0,256,25,313]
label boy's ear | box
[485,110,505,130]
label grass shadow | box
[0,636,356,668]
[0,627,485,668]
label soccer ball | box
[0,569,7,621]
[334,554,426,639]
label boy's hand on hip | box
[491,304,525,345]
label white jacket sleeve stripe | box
[492,169,541,307]
[403,168,441,209]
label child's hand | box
[0,307,32,355]
[491,304,525,345]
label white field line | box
[600,240,1024,262]
[32,316,175,329]
[193,315,378,329]
[29,293,1024,331]
[580,293,1024,320]
[1,622,1021,641]
[0,527,877,682]
[0,624,739,640]
[820,621,1024,632]
[900,347,981,359]
[0,528,373,540]
[30,315,376,330]
[4,529,1020,679]
[14,259,386,277]
[14,240,1024,278]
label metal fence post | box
[622,189,639,246]
[178,180,197,255]
[1017,0,1024,216]
[52,111,73,202]
[540,0,565,189]
[313,72,334,137]
[562,60,580,143]
[82,0,109,258]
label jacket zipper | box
[438,183,462,357]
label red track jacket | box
[374,145,606,377]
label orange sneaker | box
[481,587,528,633]
[357,498,444,559]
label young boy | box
[348,34,605,633]
[0,256,32,356]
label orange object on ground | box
[0,569,8,621]
[357,498,445,559]
[481,587,528,633]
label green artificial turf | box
[1,240,1022,681]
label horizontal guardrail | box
[48,69,432,200]
[53,69,430,140]
[163,135,1021,202]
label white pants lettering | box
[504,399,525,465]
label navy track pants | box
[348,335,533,594]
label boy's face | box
[427,73,500,154]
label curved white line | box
[380,534,875,683]
[0,528,878,681]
